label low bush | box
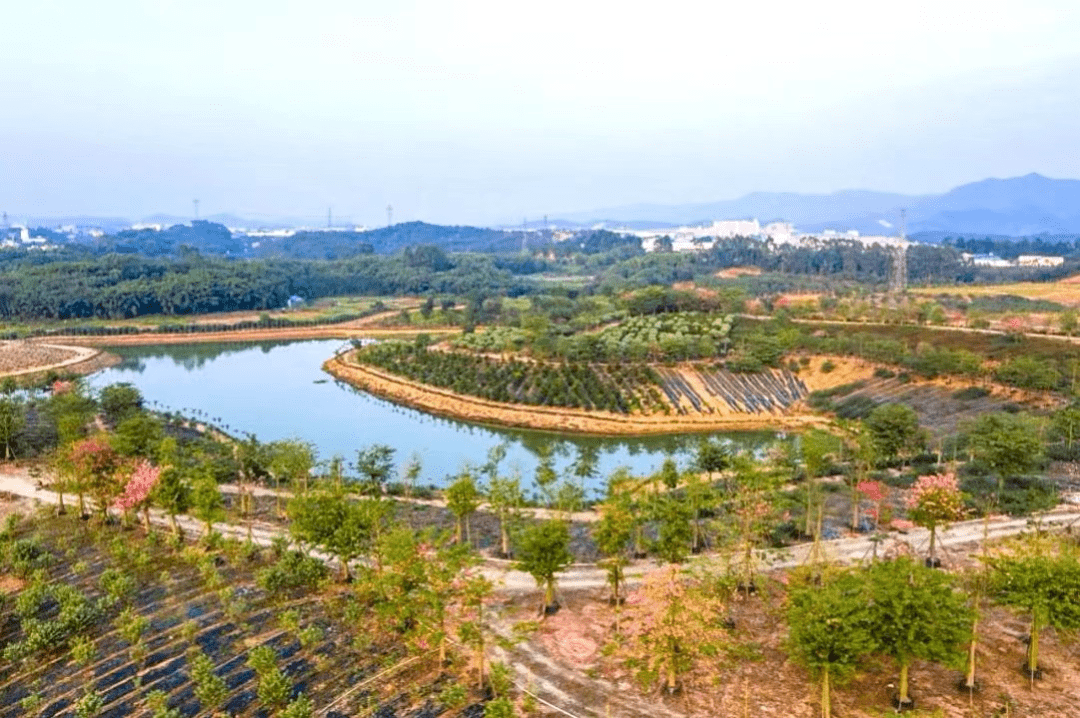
[256,551,329,597]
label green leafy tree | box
[190,467,224,539]
[865,403,923,463]
[152,455,192,540]
[0,395,25,460]
[356,443,395,496]
[268,438,317,514]
[799,429,840,537]
[964,413,1045,497]
[289,489,380,581]
[787,569,877,718]
[98,383,144,425]
[651,493,693,564]
[515,520,573,615]
[865,557,972,707]
[111,412,165,459]
[487,472,523,558]
[592,486,634,624]
[987,536,1080,676]
[247,645,293,712]
[188,648,228,715]
[445,468,481,545]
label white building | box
[1017,255,1064,267]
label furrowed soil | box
[0,341,116,378]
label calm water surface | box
[88,340,780,493]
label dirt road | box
[4,464,1079,595]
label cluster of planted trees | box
[356,339,669,413]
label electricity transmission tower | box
[888,208,908,294]
[386,204,393,227]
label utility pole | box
[889,208,908,294]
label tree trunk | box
[1028,614,1040,674]
[465,515,472,547]
[142,505,151,534]
[821,666,831,718]
[964,624,978,689]
[499,515,510,557]
[928,526,937,562]
[543,579,555,615]
[898,661,910,704]
[850,484,860,532]
[339,557,351,583]
[455,517,462,544]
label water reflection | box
[90,339,783,491]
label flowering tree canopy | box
[906,472,965,560]
[115,460,161,512]
[906,473,964,528]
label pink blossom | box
[114,461,161,511]
[857,480,888,503]
[52,380,73,395]
[905,472,960,511]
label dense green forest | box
[4,219,1080,321]
[0,253,525,320]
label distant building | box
[970,253,1012,268]
[1016,255,1064,267]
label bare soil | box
[0,341,114,378]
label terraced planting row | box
[0,516,477,718]
[816,378,1026,434]
[653,367,808,415]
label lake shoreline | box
[324,351,830,436]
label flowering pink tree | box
[857,480,889,530]
[115,460,161,532]
[906,473,965,563]
[69,434,124,520]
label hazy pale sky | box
[3,0,1079,226]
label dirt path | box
[5,464,1079,595]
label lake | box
[87,339,781,495]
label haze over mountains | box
[555,174,1080,237]
[14,174,1080,240]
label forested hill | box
[0,253,527,320]
[81,220,523,259]
[251,222,522,258]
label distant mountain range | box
[17,173,1080,239]
[553,174,1080,237]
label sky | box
[3,0,1079,226]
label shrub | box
[256,551,329,597]
[952,386,990,401]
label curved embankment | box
[0,341,119,378]
[324,351,839,435]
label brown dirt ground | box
[500,553,1080,718]
[0,341,118,378]
[715,267,763,279]
[910,277,1080,307]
